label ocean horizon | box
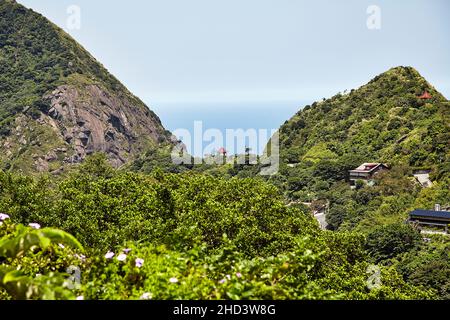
[151,100,311,157]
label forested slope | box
[0,0,172,173]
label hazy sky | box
[19,0,450,106]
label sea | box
[151,100,309,157]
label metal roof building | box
[408,209,450,234]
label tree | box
[326,204,347,230]
[366,224,421,263]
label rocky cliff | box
[0,0,173,173]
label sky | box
[17,0,450,155]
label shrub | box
[365,224,421,263]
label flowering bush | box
[76,234,432,300]
[0,160,438,300]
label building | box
[408,205,450,234]
[349,163,389,186]
[418,91,432,100]
[413,170,432,188]
[217,147,227,156]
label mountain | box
[278,66,449,169]
[0,0,173,173]
[268,66,450,232]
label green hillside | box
[267,66,450,233]
[0,0,172,173]
[279,66,449,168]
[0,155,441,300]
[0,1,449,302]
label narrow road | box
[315,212,328,230]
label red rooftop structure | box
[218,147,227,156]
[349,163,389,186]
[418,91,432,99]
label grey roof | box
[409,209,450,220]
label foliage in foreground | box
[0,219,83,300]
[0,219,433,300]
[0,156,440,300]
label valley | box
[0,0,449,302]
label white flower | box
[105,251,115,259]
[117,253,127,262]
[140,292,152,300]
[226,274,231,280]
[76,296,84,300]
[236,272,242,278]
[75,254,86,262]
[169,277,179,284]
[29,223,41,229]
[0,213,10,221]
[58,243,65,249]
[135,258,144,268]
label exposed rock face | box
[40,84,169,168]
[0,82,172,173]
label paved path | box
[413,174,432,187]
[421,230,449,236]
[315,212,328,230]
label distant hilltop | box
[277,66,449,169]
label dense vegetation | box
[0,155,445,300]
[121,67,450,301]
[0,1,448,302]
[250,66,450,233]
[0,0,170,174]
[0,0,160,131]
